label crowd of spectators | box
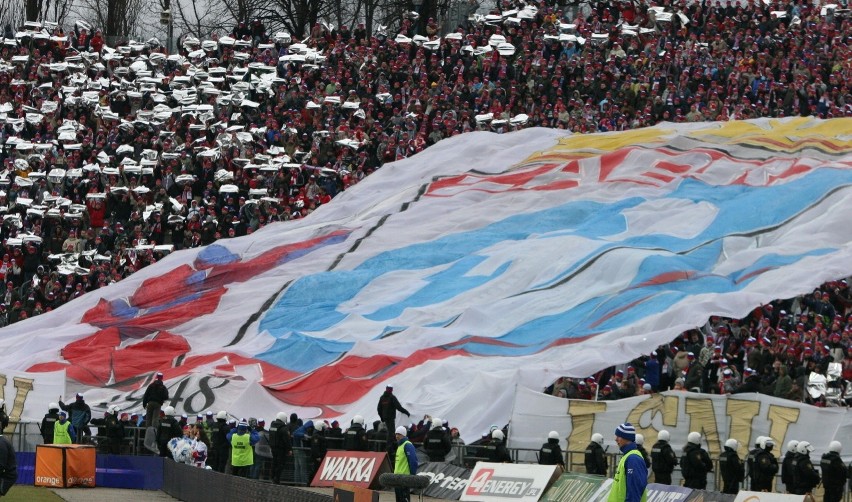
[546,280,852,406]
[0,0,850,325]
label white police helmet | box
[786,440,799,452]
[548,431,559,440]
[491,429,504,440]
[276,412,288,422]
[352,414,365,425]
[796,441,814,454]
[431,418,441,429]
[216,411,227,420]
[591,433,604,445]
[657,430,670,442]
[687,432,701,445]
[163,406,175,416]
[725,439,738,450]
[635,434,645,446]
[829,441,842,453]
[48,402,59,411]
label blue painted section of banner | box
[15,452,163,490]
[255,167,852,372]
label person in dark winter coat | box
[585,433,607,475]
[651,430,677,485]
[792,441,820,495]
[782,440,799,494]
[143,372,169,429]
[538,431,564,468]
[821,441,846,502]
[377,386,410,453]
[680,432,713,489]
[424,418,452,462]
[751,437,778,492]
[343,415,369,452]
[40,402,61,445]
[718,439,744,494]
[268,412,292,484]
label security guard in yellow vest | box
[226,419,259,477]
[608,423,648,502]
[393,426,419,502]
[53,411,75,445]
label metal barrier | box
[9,421,850,500]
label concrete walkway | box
[51,488,179,501]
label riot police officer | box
[635,434,651,469]
[40,402,60,445]
[156,406,181,458]
[793,441,821,495]
[820,441,845,502]
[268,412,292,484]
[680,432,713,489]
[539,431,564,468]
[751,437,778,492]
[718,438,744,494]
[343,414,369,452]
[585,433,607,475]
[651,430,677,485]
[424,418,451,462]
[745,435,764,488]
[782,440,799,494]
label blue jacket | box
[226,428,260,446]
[292,420,314,447]
[620,442,648,502]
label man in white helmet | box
[634,434,651,469]
[745,435,764,487]
[343,414,369,452]
[781,440,799,493]
[792,441,820,495]
[268,412,292,484]
[424,417,451,462]
[751,437,778,492]
[40,402,61,444]
[156,405,182,458]
[651,430,677,485]
[585,432,607,475]
[820,441,845,502]
[680,432,713,489]
[484,429,512,463]
[718,438,744,494]
[538,431,564,468]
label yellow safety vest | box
[54,421,72,444]
[231,432,253,467]
[608,449,648,502]
[395,440,413,474]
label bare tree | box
[173,0,234,39]
[26,0,74,24]
[259,0,333,39]
[75,0,144,38]
[0,0,26,30]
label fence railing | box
[8,421,850,500]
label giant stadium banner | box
[0,118,852,442]
[508,387,852,463]
[0,369,65,426]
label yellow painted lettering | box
[726,399,760,457]
[566,401,607,451]
[685,397,721,457]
